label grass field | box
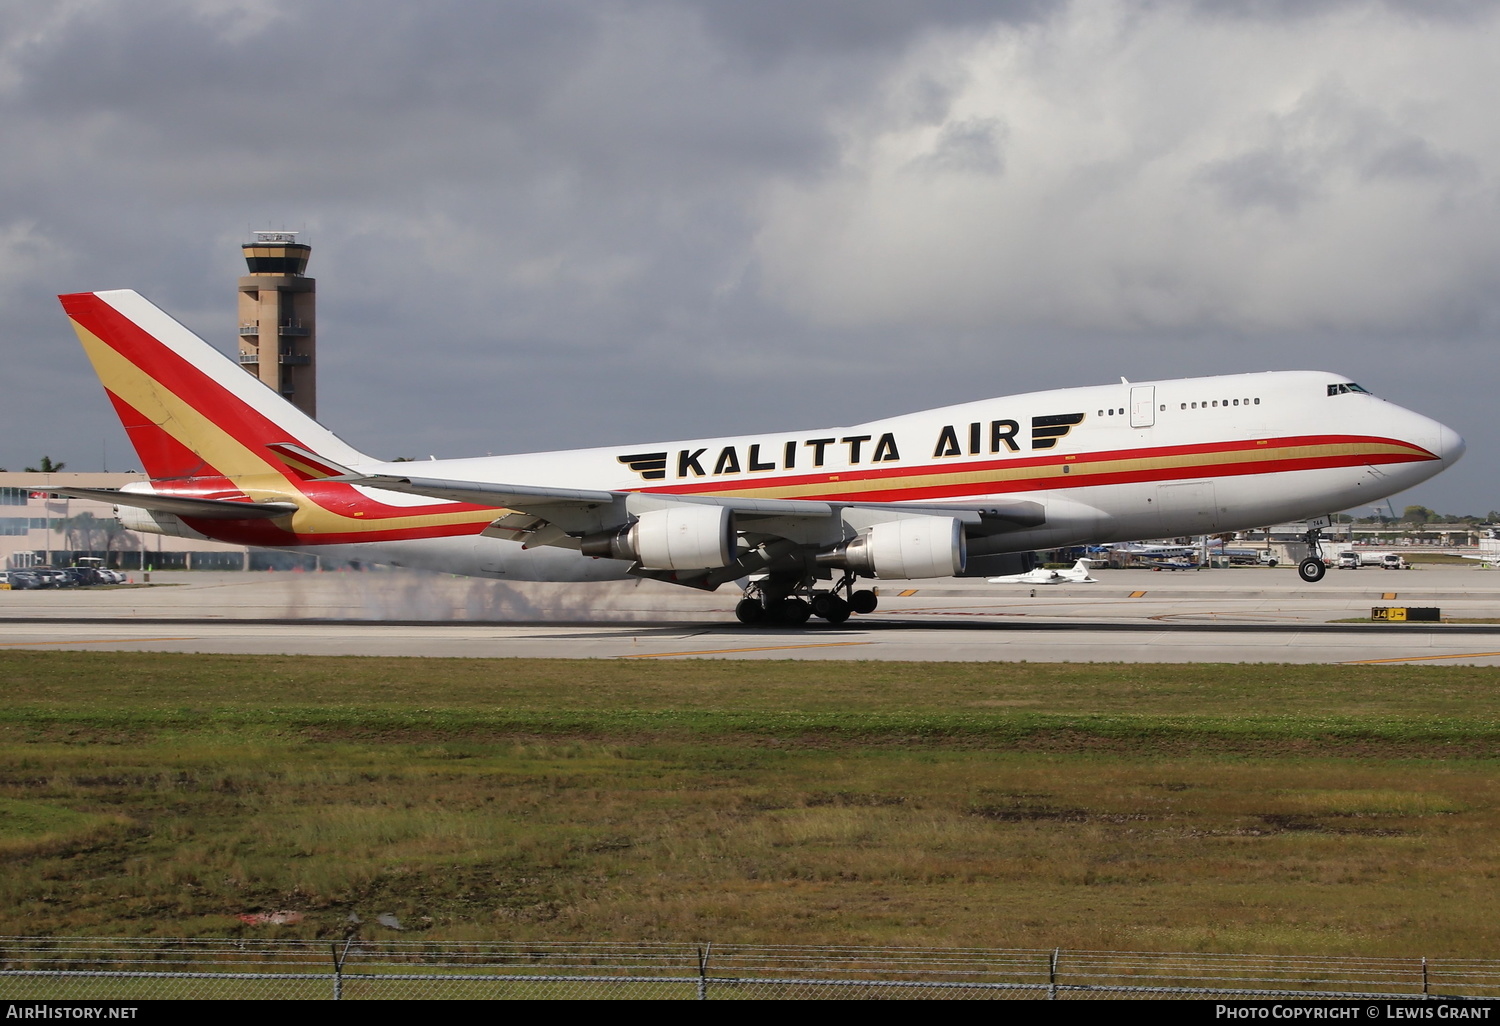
[1,651,1496,955]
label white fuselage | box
[296,370,1463,581]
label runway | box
[4,564,1499,662]
[3,616,1500,663]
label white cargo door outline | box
[1130,385,1155,428]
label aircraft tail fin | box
[58,290,370,487]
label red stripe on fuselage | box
[774,447,1426,504]
[633,433,1434,501]
[190,434,1432,547]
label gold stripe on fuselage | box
[649,438,1419,501]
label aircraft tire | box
[773,597,813,626]
[1297,558,1326,583]
[819,595,851,624]
[849,589,878,615]
[735,598,765,625]
[810,593,836,618]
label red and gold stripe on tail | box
[265,442,355,481]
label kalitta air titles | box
[617,414,1087,482]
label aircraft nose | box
[1436,423,1466,465]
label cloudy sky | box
[2,0,1495,515]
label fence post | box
[697,943,713,1000]
[1048,948,1058,1000]
[331,936,354,1001]
[1422,957,1429,999]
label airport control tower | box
[237,231,316,417]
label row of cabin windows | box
[1181,398,1260,410]
[1097,397,1262,417]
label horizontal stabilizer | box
[45,487,298,520]
[265,442,355,480]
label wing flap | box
[351,474,617,507]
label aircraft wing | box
[351,473,844,517]
[351,472,1046,545]
[40,487,298,520]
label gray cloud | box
[0,0,1494,515]
[906,117,1008,177]
[1199,83,1478,215]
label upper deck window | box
[1327,382,1372,396]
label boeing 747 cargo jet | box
[54,290,1464,625]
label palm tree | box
[54,512,102,553]
[24,456,66,473]
[97,517,135,565]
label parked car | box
[73,558,125,584]
[30,568,71,587]
[0,571,43,590]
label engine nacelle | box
[580,505,734,570]
[114,506,207,539]
[818,515,966,579]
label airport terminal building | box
[0,472,299,571]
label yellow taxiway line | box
[1343,650,1500,665]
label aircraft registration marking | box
[1343,651,1500,665]
[620,642,872,659]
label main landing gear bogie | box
[736,575,878,627]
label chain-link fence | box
[1,938,1497,1000]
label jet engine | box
[581,505,735,570]
[817,515,966,579]
[113,505,207,539]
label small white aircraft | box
[989,557,1098,585]
[52,290,1466,627]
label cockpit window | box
[1327,382,1372,396]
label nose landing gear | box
[1298,524,1328,583]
